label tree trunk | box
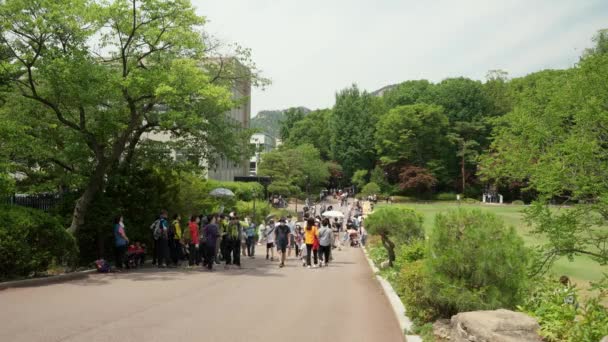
[461,144,466,195]
[381,234,396,267]
[68,161,107,234]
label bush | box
[235,200,271,223]
[512,200,525,205]
[425,209,528,317]
[396,260,440,324]
[361,182,381,197]
[0,206,77,280]
[394,239,426,269]
[463,197,480,204]
[391,195,415,203]
[434,192,456,201]
[365,206,424,266]
[519,277,608,342]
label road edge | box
[0,269,95,291]
[362,247,422,342]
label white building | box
[249,133,276,175]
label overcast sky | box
[193,0,608,116]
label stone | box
[600,336,608,342]
[433,319,451,342]
[379,260,390,269]
[447,309,542,342]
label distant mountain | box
[251,106,311,138]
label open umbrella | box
[322,210,345,219]
[209,188,235,198]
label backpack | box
[150,219,162,240]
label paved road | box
[0,246,404,342]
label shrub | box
[235,200,271,223]
[396,260,440,324]
[0,206,77,279]
[434,192,456,201]
[425,209,528,317]
[394,239,426,269]
[391,195,415,203]
[519,277,608,342]
[365,206,424,266]
[512,200,525,205]
[463,197,480,204]
[361,182,381,197]
[368,244,389,266]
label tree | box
[375,103,448,167]
[365,206,424,266]
[258,144,330,196]
[330,85,384,180]
[447,121,485,195]
[351,169,368,191]
[0,0,263,233]
[480,42,608,267]
[283,109,332,159]
[279,107,306,141]
[399,165,437,195]
[382,79,435,108]
[583,28,608,57]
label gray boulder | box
[435,309,542,342]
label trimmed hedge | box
[0,205,77,280]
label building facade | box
[249,133,276,175]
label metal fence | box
[3,193,63,212]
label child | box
[135,242,146,265]
[300,239,308,267]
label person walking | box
[156,210,170,268]
[187,215,200,268]
[203,215,219,271]
[276,218,291,268]
[240,217,249,257]
[246,221,256,258]
[287,215,296,258]
[113,215,129,270]
[225,215,242,269]
[304,218,319,268]
[318,218,333,267]
[169,214,183,267]
[264,220,276,261]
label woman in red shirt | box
[188,215,200,267]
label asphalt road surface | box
[0,246,404,342]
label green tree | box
[365,206,424,266]
[480,44,608,266]
[382,79,435,108]
[283,109,332,159]
[0,0,263,233]
[360,182,380,198]
[279,107,307,141]
[330,85,384,180]
[375,103,448,167]
[351,169,368,191]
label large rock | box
[434,309,542,342]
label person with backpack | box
[187,215,200,267]
[264,219,276,261]
[225,215,242,269]
[113,215,129,270]
[151,210,170,267]
[275,217,291,268]
[304,217,319,268]
[203,214,219,271]
[169,214,183,267]
[318,218,334,267]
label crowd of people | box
[110,197,368,272]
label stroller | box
[348,229,360,247]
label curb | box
[0,269,96,291]
[362,247,422,342]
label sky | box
[193,0,608,116]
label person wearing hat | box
[275,217,291,268]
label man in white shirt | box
[264,220,276,261]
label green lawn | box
[378,202,607,286]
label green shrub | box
[463,197,480,204]
[391,195,415,203]
[235,200,271,223]
[519,277,608,342]
[512,200,525,205]
[361,182,381,197]
[0,206,77,279]
[368,245,388,266]
[394,239,426,269]
[434,192,456,201]
[396,260,440,324]
[426,209,528,317]
[365,207,424,266]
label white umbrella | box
[322,210,345,219]
[209,188,235,198]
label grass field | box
[377,202,607,288]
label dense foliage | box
[0,205,77,279]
